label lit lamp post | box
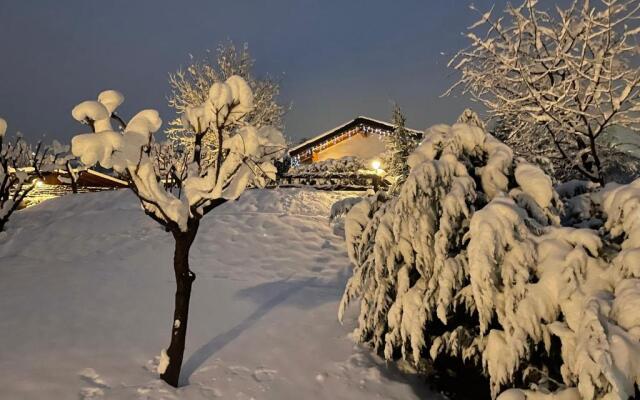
[370,160,383,191]
[371,160,382,174]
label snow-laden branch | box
[71,76,286,232]
[166,41,288,166]
[447,0,640,183]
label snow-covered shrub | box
[455,108,485,130]
[339,123,640,399]
[329,195,365,237]
[330,196,364,221]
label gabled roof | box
[79,169,128,187]
[35,168,128,187]
[289,116,422,156]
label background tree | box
[167,41,287,164]
[0,118,50,232]
[446,0,640,184]
[70,77,286,387]
[381,105,419,193]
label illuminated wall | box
[314,132,386,162]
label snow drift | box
[0,188,445,399]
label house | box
[35,168,127,188]
[288,116,422,166]
[23,169,128,208]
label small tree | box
[446,0,640,183]
[0,118,50,232]
[382,105,419,193]
[70,77,286,387]
[456,108,485,130]
[48,140,84,193]
[167,41,287,163]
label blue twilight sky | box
[0,0,507,144]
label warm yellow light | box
[371,160,381,170]
[34,179,45,188]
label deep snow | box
[0,188,442,399]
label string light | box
[291,122,395,163]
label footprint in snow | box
[78,368,109,388]
[228,365,252,375]
[252,367,278,382]
[79,387,104,399]
[321,240,336,250]
[315,372,329,383]
[144,356,160,373]
[78,368,109,399]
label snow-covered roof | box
[10,166,128,188]
[289,116,422,155]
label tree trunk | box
[70,176,78,194]
[66,162,78,194]
[160,218,200,387]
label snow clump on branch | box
[71,76,285,232]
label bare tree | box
[167,41,287,164]
[48,140,85,193]
[446,0,640,183]
[70,77,286,387]
[0,118,50,232]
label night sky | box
[0,0,505,144]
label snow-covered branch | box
[447,0,640,183]
[381,105,420,194]
[71,77,286,232]
[167,41,287,167]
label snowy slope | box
[0,188,442,400]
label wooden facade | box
[289,116,421,165]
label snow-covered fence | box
[277,172,385,191]
[278,156,386,190]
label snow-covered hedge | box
[288,156,365,176]
[339,123,640,399]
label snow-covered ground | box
[0,188,442,399]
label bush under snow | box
[339,123,640,399]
